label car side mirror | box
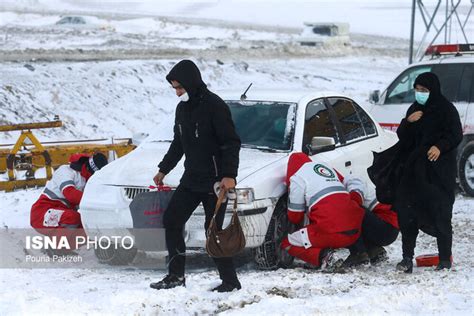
[369,90,380,104]
[310,137,336,155]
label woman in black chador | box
[394,72,462,273]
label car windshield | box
[227,100,296,151]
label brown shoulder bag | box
[205,189,246,258]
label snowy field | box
[1,0,474,315]
[0,189,473,315]
[0,56,404,144]
[2,0,473,40]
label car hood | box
[93,142,289,188]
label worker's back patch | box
[313,164,335,178]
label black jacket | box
[158,60,241,192]
[394,72,463,231]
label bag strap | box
[211,188,238,221]
[207,189,239,238]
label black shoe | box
[211,281,242,293]
[396,258,413,273]
[342,252,370,268]
[150,274,185,290]
[435,260,452,271]
[367,246,388,264]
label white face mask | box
[179,92,189,102]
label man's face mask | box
[415,91,430,105]
[179,92,189,102]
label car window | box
[227,101,296,150]
[456,64,473,103]
[353,102,377,136]
[327,97,366,143]
[303,99,339,152]
[432,64,465,102]
[385,66,432,104]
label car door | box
[370,64,433,131]
[466,64,474,135]
[301,98,348,173]
[325,97,381,182]
[432,63,470,129]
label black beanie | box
[413,72,441,95]
[88,153,108,173]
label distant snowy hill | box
[0,56,405,143]
[1,0,473,39]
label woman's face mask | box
[179,92,189,102]
[415,91,430,105]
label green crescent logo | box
[313,164,335,178]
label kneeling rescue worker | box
[30,153,108,249]
[281,152,366,268]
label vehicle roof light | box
[425,44,474,56]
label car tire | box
[94,242,138,266]
[253,196,296,270]
[459,141,474,197]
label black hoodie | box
[158,60,241,192]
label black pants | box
[350,209,399,254]
[162,185,239,284]
[397,203,453,261]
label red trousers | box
[30,195,86,249]
[281,224,360,266]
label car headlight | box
[234,188,254,204]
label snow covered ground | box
[0,188,473,315]
[1,55,473,313]
[1,0,473,315]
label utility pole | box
[408,0,473,64]
[409,0,417,64]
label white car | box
[368,44,474,196]
[80,90,397,268]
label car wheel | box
[94,242,138,266]
[459,141,474,197]
[253,196,296,270]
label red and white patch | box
[43,209,65,227]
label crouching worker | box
[280,152,365,268]
[30,153,108,252]
[343,195,399,267]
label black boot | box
[211,280,242,292]
[435,260,452,271]
[367,246,388,265]
[396,258,413,273]
[342,251,370,268]
[150,274,185,290]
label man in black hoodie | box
[393,72,462,273]
[149,60,242,292]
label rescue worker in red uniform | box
[30,153,108,248]
[280,152,366,268]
